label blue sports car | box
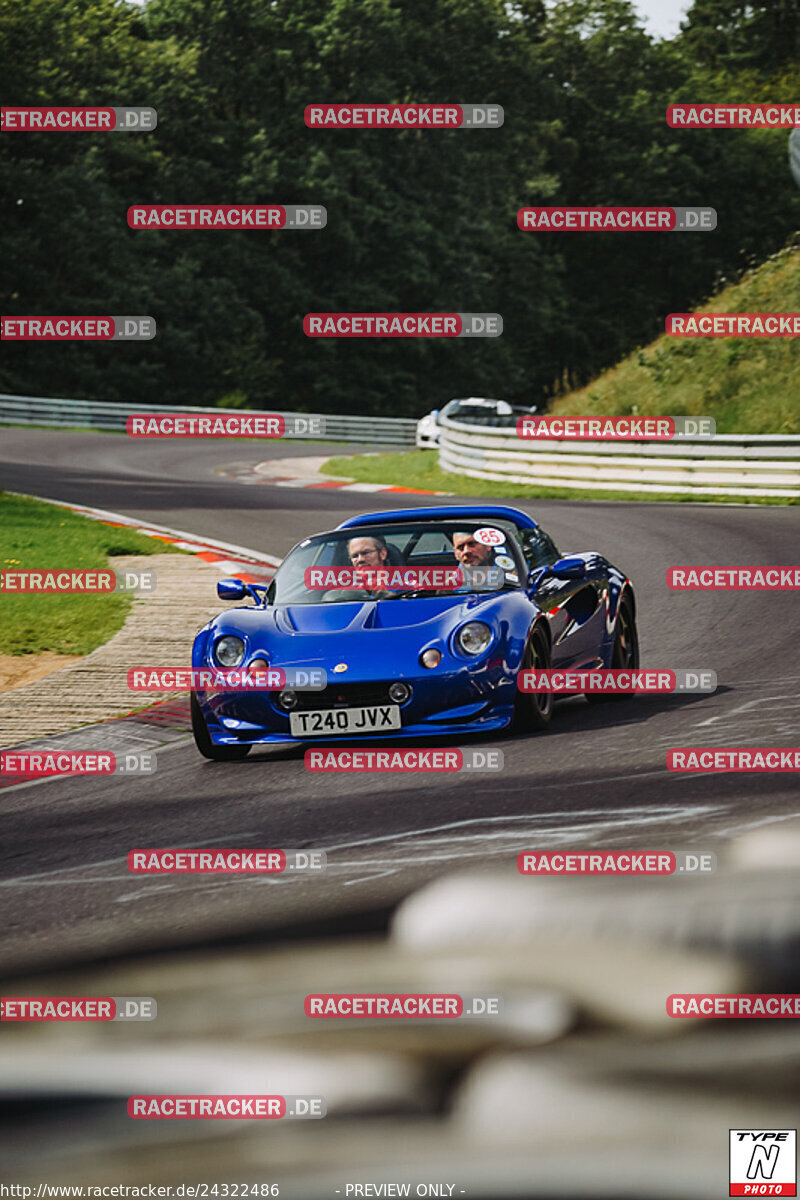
[190,505,639,760]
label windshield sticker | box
[474,527,506,546]
[495,553,515,571]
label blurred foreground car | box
[415,397,538,448]
[191,505,637,760]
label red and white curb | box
[10,494,280,583]
[271,478,446,495]
[218,456,449,495]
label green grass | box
[321,449,795,505]
[549,240,800,434]
[0,492,177,656]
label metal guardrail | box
[5,394,798,495]
[0,393,417,446]
[438,415,800,498]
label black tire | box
[513,624,553,732]
[586,592,639,704]
[191,692,251,761]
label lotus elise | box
[191,505,638,760]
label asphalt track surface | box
[1,428,799,974]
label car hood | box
[203,594,511,675]
[276,597,482,634]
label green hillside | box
[549,240,800,434]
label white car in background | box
[415,397,538,449]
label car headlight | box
[457,621,492,656]
[214,635,246,668]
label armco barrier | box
[438,416,800,499]
[0,394,417,446]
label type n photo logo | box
[730,1130,796,1196]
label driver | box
[322,534,393,601]
[347,534,389,570]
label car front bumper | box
[196,666,517,746]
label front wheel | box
[586,593,639,704]
[191,692,251,761]
[513,624,553,732]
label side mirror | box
[217,577,247,601]
[551,556,587,581]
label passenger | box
[452,531,493,567]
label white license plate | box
[289,704,401,737]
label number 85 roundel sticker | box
[474,527,505,546]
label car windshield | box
[268,519,526,605]
[444,400,518,426]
